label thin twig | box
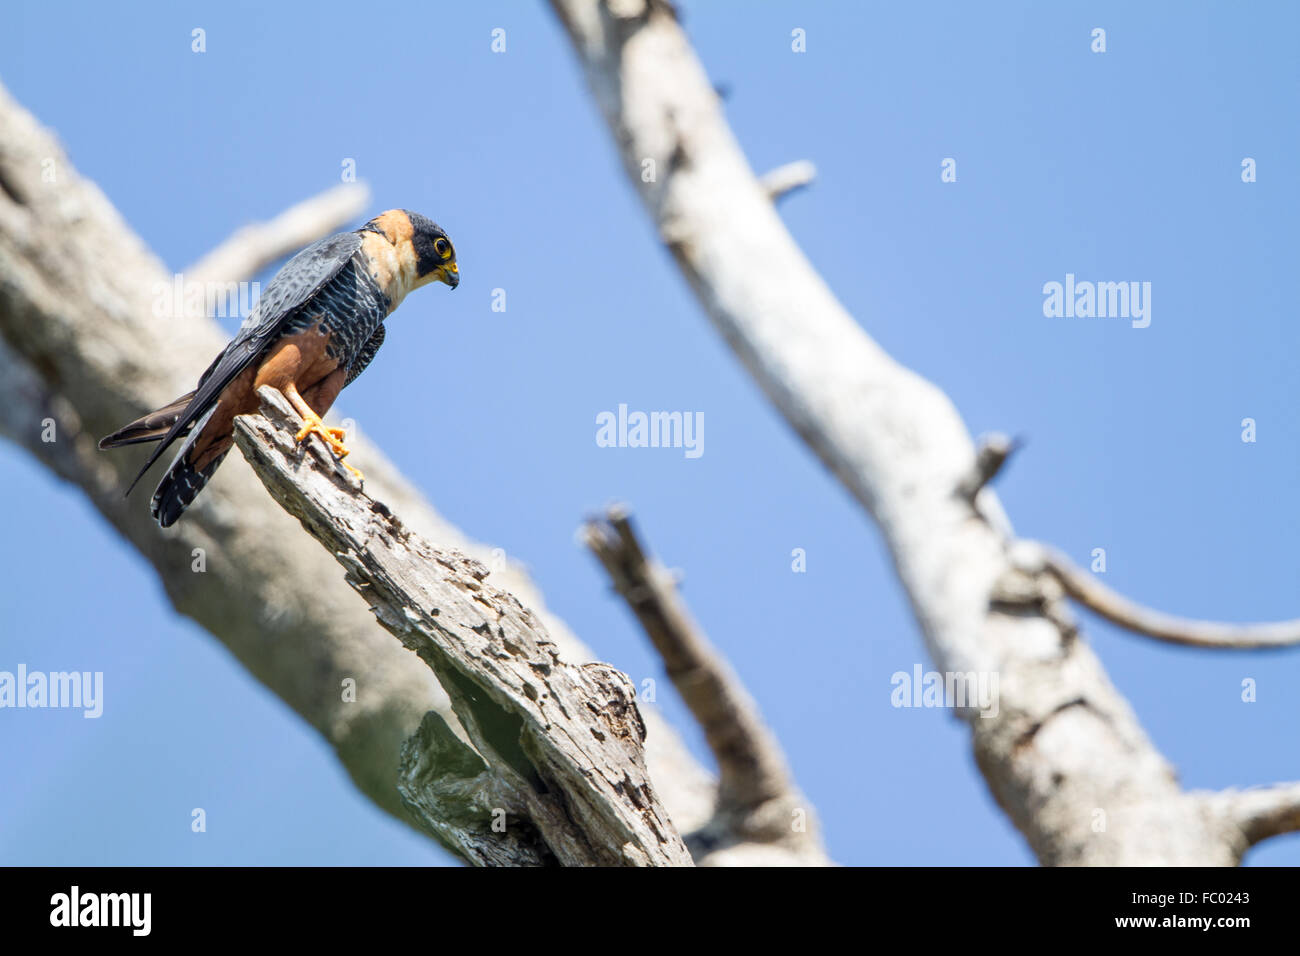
[955,432,1019,501]
[1037,545,1300,649]
[583,505,828,863]
[758,160,817,201]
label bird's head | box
[363,209,459,291]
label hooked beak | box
[438,263,459,289]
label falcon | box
[99,209,458,527]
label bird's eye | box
[434,238,450,258]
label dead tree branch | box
[547,0,1292,864]
[1030,544,1300,649]
[1205,783,1300,848]
[583,505,829,864]
[954,432,1019,502]
[234,388,692,866]
[758,160,816,201]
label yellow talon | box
[294,420,345,449]
[294,416,363,480]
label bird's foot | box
[294,415,364,481]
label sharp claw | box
[293,416,361,481]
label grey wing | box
[189,231,366,391]
[345,324,385,387]
[124,230,365,496]
[220,231,366,372]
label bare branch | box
[184,183,371,288]
[1035,545,1300,649]
[1205,783,1300,848]
[233,388,692,866]
[954,432,1019,502]
[758,160,816,201]
[583,505,828,864]
[548,0,1263,864]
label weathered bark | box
[233,388,692,866]
[547,0,1297,864]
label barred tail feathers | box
[149,405,225,528]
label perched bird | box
[99,209,458,527]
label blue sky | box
[1,1,1297,866]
